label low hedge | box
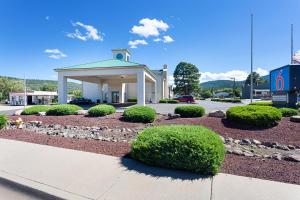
[159,99,168,103]
[131,125,225,175]
[227,105,282,127]
[278,107,298,117]
[175,105,205,118]
[46,104,82,116]
[159,99,179,104]
[21,105,50,115]
[127,98,137,103]
[0,115,7,129]
[249,101,273,106]
[211,98,241,103]
[88,105,116,117]
[123,105,156,123]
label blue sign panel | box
[270,66,290,92]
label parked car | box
[69,98,92,105]
[174,95,195,103]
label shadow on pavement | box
[120,156,211,181]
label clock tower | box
[112,49,131,61]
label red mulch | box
[0,129,131,157]
[0,129,299,185]
[155,117,300,146]
[221,154,300,185]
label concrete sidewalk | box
[0,139,299,200]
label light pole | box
[230,78,236,98]
[250,14,254,103]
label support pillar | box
[151,82,157,103]
[121,83,126,103]
[58,74,67,104]
[137,70,145,106]
[99,81,103,103]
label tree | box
[40,84,57,91]
[201,90,212,99]
[0,77,23,100]
[233,88,241,97]
[244,72,266,86]
[173,62,201,95]
[69,90,82,98]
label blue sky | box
[0,0,299,82]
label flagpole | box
[250,14,254,103]
[291,24,294,64]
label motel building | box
[55,49,169,106]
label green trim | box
[55,59,145,70]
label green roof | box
[55,59,145,70]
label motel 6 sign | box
[270,66,290,92]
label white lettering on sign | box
[272,95,288,102]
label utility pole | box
[24,74,27,109]
[291,24,294,64]
[250,14,254,103]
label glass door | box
[111,91,119,103]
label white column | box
[121,83,126,103]
[137,70,145,106]
[58,73,67,104]
[151,82,157,103]
[107,84,112,103]
[99,81,103,103]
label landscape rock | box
[283,154,300,162]
[271,153,282,160]
[14,110,23,116]
[208,110,226,118]
[290,115,300,123]
[251,139,261,145]
[77,110,88,115]
[240,139,251,145]
[37,112,46,116]
[167,113,180,119]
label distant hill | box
[200,75,269,89]
[0,76,81,91]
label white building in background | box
[55,49,169,105]
[9,91,58,106]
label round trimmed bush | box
[131,125,225,175]
[249,101,273,106]
[0,115,7,129]
[159,99,168,103]
[88,105,116,117]
[123,105,156,123]
[21,105,50,115]
[175,105,205,118]
[46,104,82,116]
[278,107,298,117]
[227,105,282,127]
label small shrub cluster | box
[131,125,225,175]
[21,105,50,115]
[278,107,298,117]
[127,98,137,103]
[159,98,179,104]
[211,98,241,103]
[88,105,116,117]
[123,105,156,123]
[226,105,282,127]
[0,115,7,129]
[175,105,205,118]
[249,101,273,106]
[46,104,82,116]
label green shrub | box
[159,99,168,103]
[249,101,273,106]
[211,98,241,103]
[46,104,82,116]
[175,105,205,118]
[167,99,179,104]
[0,115,7,129]
[127,98,137,103]
[88,105,116,117]
[278,107,298,117]
[21,105,50,115]
[123,105,156,123]
[131,125,225,175]
[227,105,282,127]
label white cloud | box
[293,50,300,64]
[128,40,148,48]
[45,16,50,20]
[153,38,162,42]
[131,18,169,38]
[256,67,269,76]
[162,35,174,43]
[200,68,269,82]
[67,21,103,41]
[44,49,67,59]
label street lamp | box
[230,78,236,99]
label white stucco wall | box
[82,81,100,102]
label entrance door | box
[111,91,119,103]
